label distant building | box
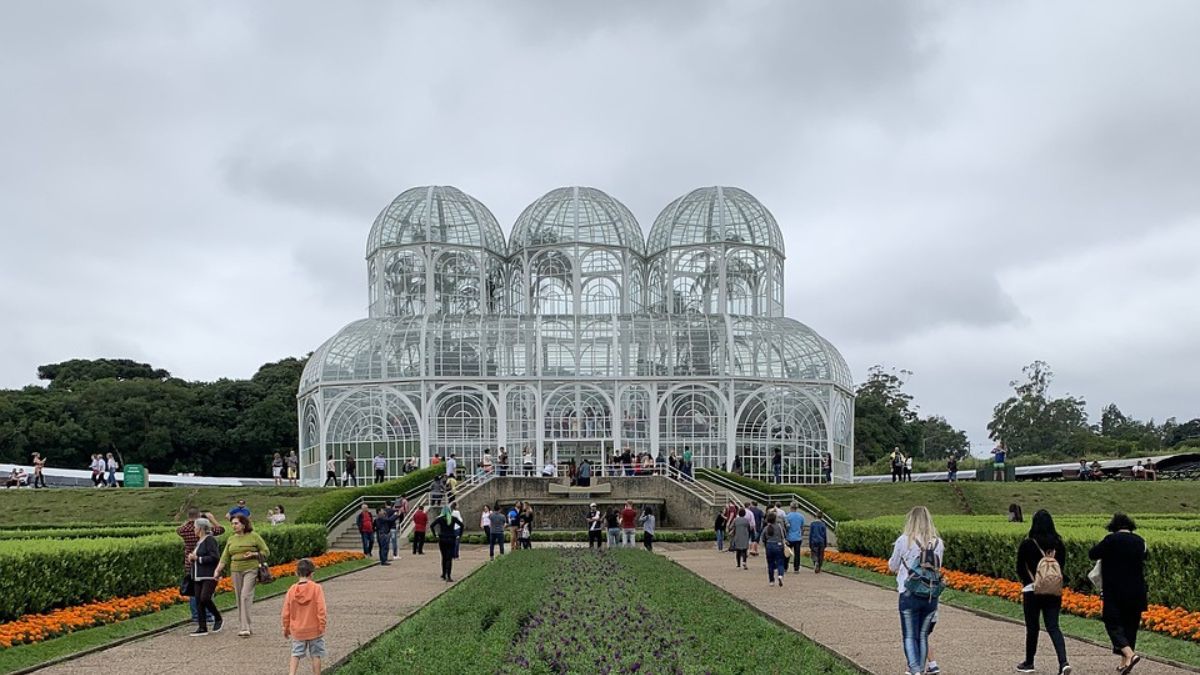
[299,185,853,484]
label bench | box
[548,483,612,497]
[1061,468,1081,480]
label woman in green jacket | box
[214,514,269,637]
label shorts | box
[291,637,326,658]
[993,462,1005,469]
[287,467,298,479]
[272,467,282,478]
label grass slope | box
[337,549,858,675]
[710,471,1200,521]
[0,487,316,526]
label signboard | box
[123,464,147,488]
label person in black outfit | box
[1089,513,1148,675]
[187,518,223,635]
[1015,510,1070,675]
[429,505,463,582]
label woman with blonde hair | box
[888,506,945,675]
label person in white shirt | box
[373,453,387,484]
[522,448,534,476]
[324,455,338,487]
[104,453,119,487]
[541,462,557,477]
[888,506,945,675]
[904,456,914,482]
[445,454,458,479]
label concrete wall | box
[450,477,717,532]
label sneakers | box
[188,630,208,637]
[211,620,223,634]
[926,662,940,674]
[777,577,783,587]
[237,630,251,638]
[1059,665,1072,675]
[1016,663,1035,673]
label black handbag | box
[180,574,196,597]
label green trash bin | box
[123,464,147,488]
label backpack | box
[904,540,945,599]
[1030,541,1063,596]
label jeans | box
[377,533,390,564]
[716,529,725,551]
[735,548,747,568]
[489,531,506,558]
[643,531,654,552]
[107,470,117,487]
[189,595,209,623]
[375,469,385,484]
[765,542,785,582]
[773,466,781,483]
[1023,592,1068,667]
[412,531,426,554]
[588,529,603,548]
[811,543,826,570]
[453,532,461,558]
[622,528,635,547]
[360,532,374,556]
[607,527,621,547]
[899,591,939,674]
[391,529,399,556]
[947,470,957,482]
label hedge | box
[0,524,327,621]
[0,522,169,531]
[837,516,1200,611]
[0,526,177,541]
[295,465,444,525]
[695,468,849,523]
[437,529,717,545]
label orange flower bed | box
[822,551,1200,642]
[0,551,365,649]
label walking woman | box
[730,507,751,570]
[187,518,223,636]
[887,506,944,675]
[761,511,787,587]
[430,505,463,582]
[1089,513,1148,675]
[214,515,270,637]
[638,506,656,552]
[1016,510,1071,674]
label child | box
[518,521,532,550]
[281,559,327,675]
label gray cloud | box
[2,0,1198,449]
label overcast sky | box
[2,1,1198,452]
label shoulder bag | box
[255,539,274,583]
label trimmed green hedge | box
[0,521,169,531]
[0,526,177,540]
[838,516,1200,611]
[0,524,327,621]
[440,529,717,545]
[696,468,849,523]
[295,466,444,525]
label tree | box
[853,366,921,463]
[987,361,1090,457]
[919,416,970,459]
[37,359,170,390]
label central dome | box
[509,186,646,257]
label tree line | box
[854,360,1200,465]
[0,357,304,477]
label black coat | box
[192,536,221,580]
[1089,531,1148,611]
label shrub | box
[0,526,176,540]
[0,525,327,621]
[295,466,444,525]
[837,515,1200,611]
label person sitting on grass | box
[281,558,327,675]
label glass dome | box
[366,186,506,258]
[509,187,646,257]
[647,186,785,256]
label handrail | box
[662,465,718,505]
[696,469,837,530]
[324,479,434,531]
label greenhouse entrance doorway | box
[553,440,608,475]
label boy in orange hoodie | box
[281,559,327,675]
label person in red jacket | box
[620,501,638,548]
[282,558,327,675]
[411,505,429,555]
[356,503,374,556]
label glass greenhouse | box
[298,185,854,484]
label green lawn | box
[337,549,858,674]
[0,487,318,526]
[0,556,374,674]
[803,557,1200,669]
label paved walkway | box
[38,546,488,674]
[666,548,1192,675]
